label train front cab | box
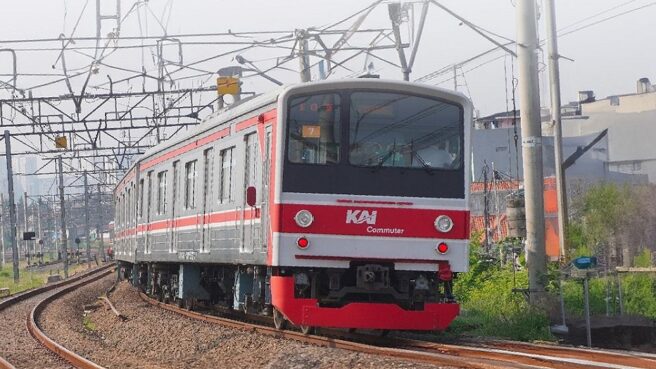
[269,80,471,331]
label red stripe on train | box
[278,203,468,239]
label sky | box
[1,0,654,116]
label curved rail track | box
[0,263,114,369]
[140,290,656,369]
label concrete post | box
[4,130,19,282]
[516,0,547,300]
[544,0,568,261]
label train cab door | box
[260,127,272,252]
[201,148,214,253]
[241,133,260,254]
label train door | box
[170,160,179,253]
[201,148,214,253]
[260,127,272,251]
[241,133,260,254]
[145,171,153,254]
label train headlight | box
[294,210,314,228]
[434,215,453,233]
[436,242,449,254]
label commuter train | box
[114,79,471,332]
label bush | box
[452,235,554,341]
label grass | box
[0,259,95,296]
[82,314,97,331]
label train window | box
[138,179,145,218]
[147,171,153,220]
[287,93,341,165]
[219,147,235,204]
[244,133,259,193]
[157,171,168,215]
[184,160,197,209]
[349,92,462,170]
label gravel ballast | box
[41,280,450,369]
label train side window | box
[147,171,153,221]
[126,188,131,227]
[184,160,197,209]
[157,171,168,215]
[219,147,235,204]
[138,179,145,219]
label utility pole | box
[544,0,568,261]
[296,29,311,82]
[4,131,19,282]
[388,3,410,81]
[97,183,105,262]
[83,171,91,268]
[24,192,30,266]
[57,156,68,278]
[0,194,5,268]
[517,0,547,300]
[453,65,458,91]
[37,198,43,261]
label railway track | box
[139,290,656,369]
[0,263,114,369]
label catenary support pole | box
[24,191,30,266]
[58,156,68,278]
[388,3,410,81]
[84,171,91,268]
[516,0,547,301]
[97,183,105,262]
[0,194,4,268]
[544,0,568,261]
[4,130,19,282]
[297,29,311,83]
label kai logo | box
[345,210,377,225]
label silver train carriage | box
[114,79,471,331]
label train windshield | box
[349,92,461,170]
[284,89,465,199]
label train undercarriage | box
[119,260,458,332]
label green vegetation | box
[0,263,47,293]
[451,183,656,342]
[451,234,554,341]
[0,261,92,296]
[82,314,97,331]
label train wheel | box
[273,308,287,330]
[184,297,194,311]
[299,325,314,335]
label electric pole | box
[57,156,69,278]
[517,0,547,300]
[388,3,410,81]
[83,171,91,268]
[545,0,568,261]
[297,29,311,82]
[4,131,19,282]
[0,194,5,268]
[97,183,105,262]
[24,192,30,266]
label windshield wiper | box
[412,151,435,175]
[369,149,397,172]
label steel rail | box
[139,290,656,369]
[27,268,114,369]
[0,357,16,369]
[0,263,114,369]
[139,292,539,369]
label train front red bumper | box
[271,276,459,331]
